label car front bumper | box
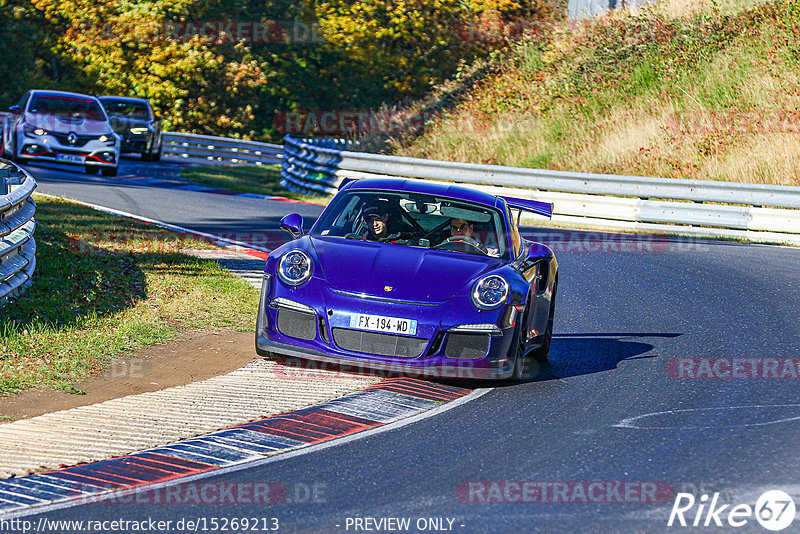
[18,133,119,167]
[255,274,520,380]
[119,132,155,154]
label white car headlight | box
[23,125,45,137]
[471,275,509,310]
[130,127,150,134]
[277,250,313,286]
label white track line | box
[3,387,492,520]
[33,192,271,255]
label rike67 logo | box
[668,490,796,531]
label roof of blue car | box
[344,178,500,208]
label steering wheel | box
[433,235,487,254]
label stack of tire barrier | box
[0,160,36,305]
[280,135,359,196]
[278,135,800,245]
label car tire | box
[508,309,528,381]
[101,166,118,177]
[512,344,525,381]
[530,278,557,364]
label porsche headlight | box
[130,127,150,135]
[277,250,313,286]
[471,275,509,310]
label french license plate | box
[55,153,84,164]
[350,313,417,336]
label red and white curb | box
[0,378,483,519]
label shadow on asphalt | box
[264,332,683,392]
[435,332,683,389]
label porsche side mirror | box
[280,213,304,238]
[8,105,20,115]
[518,242,553,272]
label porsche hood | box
[309,237,500,302]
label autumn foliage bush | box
[0,0,564,141]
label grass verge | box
[0,196,260,397]
[180,164,330,204]
[394,0,800,186]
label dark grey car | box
[98,96,163,161]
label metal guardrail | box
[0,161,36,306]
[161,132,283,165]
[280,135,800,245]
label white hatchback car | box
[2,89,121,176]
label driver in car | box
[449,218,476,240]
[444,218,488,252]
[362,199,403,242]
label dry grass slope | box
[395,0,800,186]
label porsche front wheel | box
[530,278,557,364]
[509,301,530,381]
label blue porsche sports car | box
[255,178,558,380]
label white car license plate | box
[55,153,84,164]
[350,313,417,336]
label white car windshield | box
[28,95,106,121]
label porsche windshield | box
[310,189,509,259]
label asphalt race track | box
[21,158,800,533]
[29,158,323,251]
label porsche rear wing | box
[502,197,553,219]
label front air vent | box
[444,333,491,359]
[276,308,317,340]
[332,328,427,358]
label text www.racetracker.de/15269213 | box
[0,516,281,533]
